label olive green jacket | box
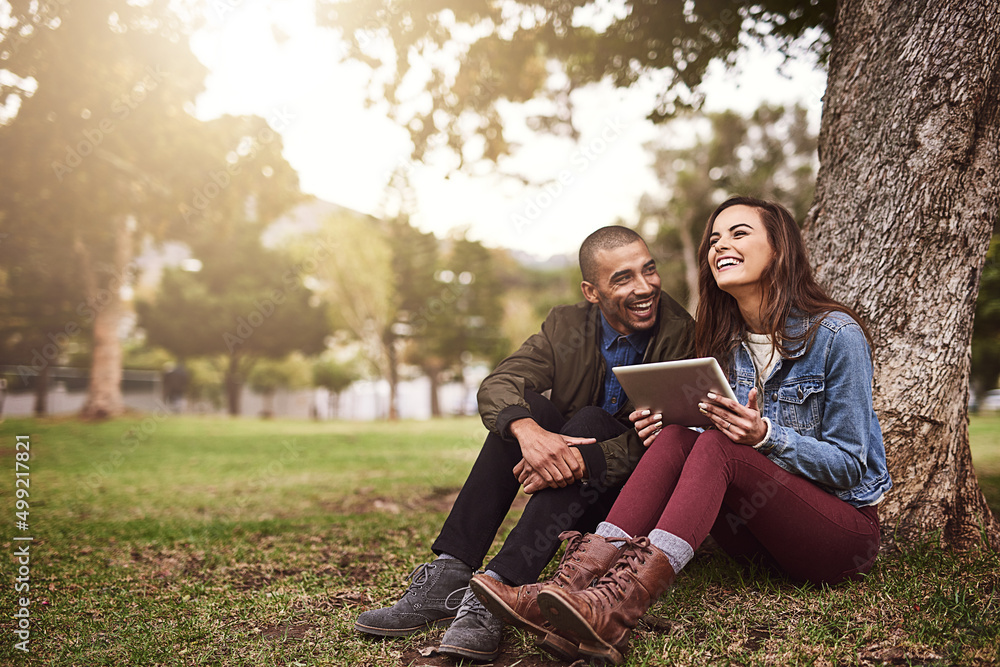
[477,291,695,487]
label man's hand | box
[514,448,588,494]
[509,418,593,491]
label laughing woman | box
[471,196,892,664]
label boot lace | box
[551,531,585,584]
[446,586,493,625]
[404,562,434,595]
[588,536,653,606]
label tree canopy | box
[0,0,304,416]
[318,0,834,169]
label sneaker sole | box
[354,615,454,638]
[437,642,500,662]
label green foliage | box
[183,356,226,410]
[403,233,510,377]
[0,0,305,415]
[248,354,313,395]
[641,102,817,309]
[291,212,397,377]
[318,0,834,169]
[136,235,328,415]
[294,213,509,414]
[121,343,173,370]
[136,239,328,363]
[312,356,361,395]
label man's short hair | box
[579,226,646,284]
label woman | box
[471,196,892,665]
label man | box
[354,226,694,660]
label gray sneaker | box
[355,559,472,637]
[437,586,504,662]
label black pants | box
[432,391,628,585]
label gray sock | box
[483,569,510,585]
[595,521,630,546]
[436,552,460,561]
[648,528,694,574]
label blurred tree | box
[972,233,1000,409]
[403,234,508,416]
[491,251,579,358]
[321,0,1000,546]
[387,218,440,416]
[642,103,816,313]
[295,212,399,417]
[135,236,328,416]
[312,355,361,419]
[299,213,508,418]
[183,356,226,412]
[0,1,300,418]
[0,222,88,415]
[248,353,312,419]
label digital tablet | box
[613,357,737,427]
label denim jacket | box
[730,311,892,507]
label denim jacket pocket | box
[777,377,824,435]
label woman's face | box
[707,205,775,296]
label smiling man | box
[354,226,694,661]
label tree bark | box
[428,369,442,418]
[384,328,400,420]
[78,218,132,420]
[679,217,700,315]
[226,353,243,416]
[32,364,49,417]
[804,0,1000,548]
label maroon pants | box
[605,425,881,585]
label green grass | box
[1,413,998,666]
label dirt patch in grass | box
[224,564,305,591]
[259,622,321,641]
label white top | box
[746,332,777,449]
[746,332,779,384]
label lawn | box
[1,413,998,666]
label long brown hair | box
[694,196,871,371]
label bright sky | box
[189,0,827,259]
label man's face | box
[581,240,661,335]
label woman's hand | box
[630,409,662,447]
[699,388,767,445]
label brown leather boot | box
[469,531,624,660]
[536,536,676,665]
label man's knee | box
[522,390,565,431]
[561,405,623,439]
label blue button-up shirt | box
[599,314,650,415]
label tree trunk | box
[79,218,132,420]
[225,353,244,416]
[804,0,1000,548]
[262,391,274,419]
[384,328,400,420]
[679,217,700,315]
[428,369,442,418]
[32,364,49,417]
